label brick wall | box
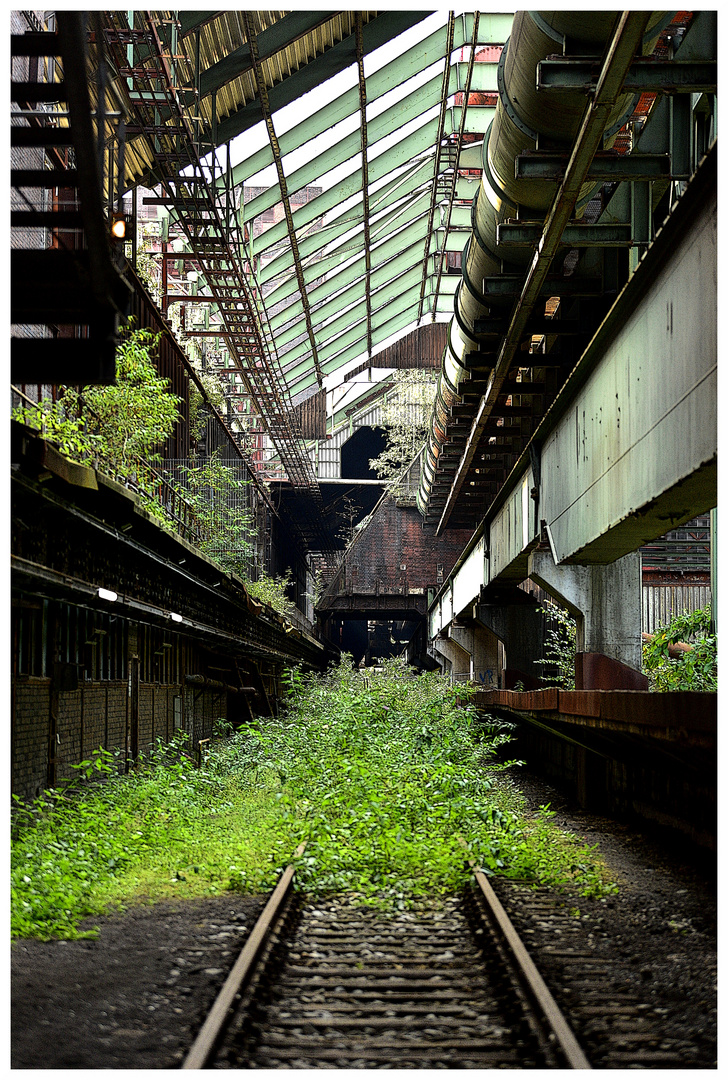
[12,677,51,801]
[328,498,472,598]
[11,676,227,802]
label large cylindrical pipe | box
[417,10,670,519]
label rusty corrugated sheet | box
[642,584,712,635]
[293,388,327,439]
[99,11,380,190]
[370,323,448,369]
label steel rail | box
[431,11,480,321]
[182,842,307,1070]
[416,10,455,324]
[241,11,324,391]
[473,870,591,1069]
[436,11,653,533]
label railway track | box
[182,849,589,1070]
[490,879,716,1069]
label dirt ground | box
[11,769,717,1070]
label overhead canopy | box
[222,11,513,405]
[112,11,513,408]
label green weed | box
[11,661,617,939]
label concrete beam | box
[475,587,544,682]
[449,623,499,689]
[486,148,716,580]
[542,156,716,565]
[528,549,642,671]
[431,632,470,681]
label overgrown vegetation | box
[369,369,437,491]
[12,323,179,474]
[642,605,717,691]
[12,660,616,940]
[534,602,578,689]
[246,569,297,619]
[11,321,300,619]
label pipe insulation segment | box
[417,9,672,519]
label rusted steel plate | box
[599,691,717,734]
[557,691,602,718]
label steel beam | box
[488,147,716,579]
[242,11,323,389]
[516,151,672,182]
[537,58,717,94]
[221,20,468,193]
[266,200,434,322]
[242,68,449,224]
[252,116,441,270]
[417,11,455,325]
[481,275,603,298]
[497,222,633,248]
[214,12,434,145]
[436,11,652,534]
[431,12,479,323]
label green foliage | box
[246,570,296,618]
[643,605,717,691]
[11,734,283,940]
[188,386,208,444]
[11,662,616,939]
[82,326,180,470]
[176,451,255,575]
[12,322,179,475]
[369,370,437,490]
[231,658,616,903]
[534,602,577,689]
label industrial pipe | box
[417,10,671,517]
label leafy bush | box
[11,734,285,940]
[534,602,577,689]
[643,606,717,691]
[226,658,616,903]
[246,569,296,618]
[11,662,616,939]
[12,322,179,473]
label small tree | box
[12,321,180,477]
[369,369,437,490]
[642,606,717,691]
[81,325,180,473]
[534,602,577,689]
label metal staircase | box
[11,12,131,386]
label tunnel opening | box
[340,426,387,480]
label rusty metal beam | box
[417,10,455,324]
[432,11,480,320]
[355,13,373,360]
[241,11,324,391]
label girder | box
[83,9,715,550]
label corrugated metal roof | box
[94,10,514,481]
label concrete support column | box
[475,587,544,686]
[431,633,470,681]
[449,623,500,689]
[528,549,643,671]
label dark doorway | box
[340,426,387,480]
